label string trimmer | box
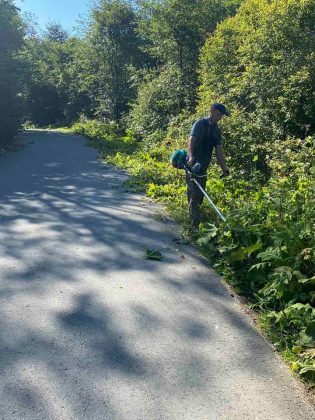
[170,149,227,223]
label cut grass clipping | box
[145,248,163,261]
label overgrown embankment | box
[72,119,315,387]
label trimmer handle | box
[191,162,202,174]
[184,162,202,178]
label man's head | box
[209,103,230,123]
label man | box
[186,102,230,229]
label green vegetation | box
[145,248,163,261]
[1,0,314,385]
[0,0,25,146]
[198,0,315,175]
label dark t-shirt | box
[190,117,222,173]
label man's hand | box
[215,145,230,178]
[187,157,195,167]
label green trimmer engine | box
[170,149,188,169]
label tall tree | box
[0,0,25,143]
[198,0,315,173]
[23,24,92,126]
[87,0,147,120]
[137,0,241,110]
[129,0,241,138]
[45,22,68,44]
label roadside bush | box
[128,66,189,142]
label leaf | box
[274,266,293,281]
[145,248,163,261]
[246,243,262,255]
[291,361,300,372]
[257,248,283,263]
[305,322,315,341]
[249,262,271,271]
[299,332,314,347]
[229,248,246,262]
[229,243,262,263]
[205,224,219,238]
[298,276,315,285]
[292,346,302,355]
[290,303,313,312]
[299,365,315,380]
[293,270,305,280]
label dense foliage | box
[198,0,315,175]
[0,0,25,145]
[86,0,148,120]
[129,0,241,139]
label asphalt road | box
[0,130,314,420]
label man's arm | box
[215,145,229,175]
[187,135,197,166]
[188,119,204,166]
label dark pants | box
[186,173,207,228]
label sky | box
[15,0,91,33]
